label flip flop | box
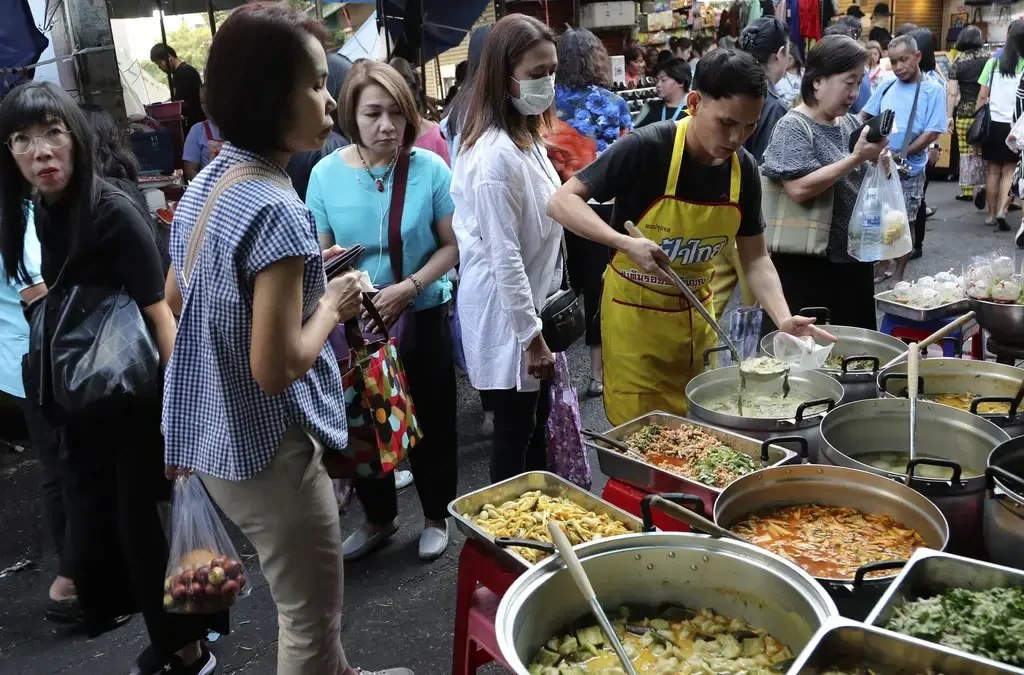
[874,271,894,285]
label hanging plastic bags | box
[848,158,913,262]
[162,475,250,614]
[773,333,833,372]
[546,353,592,490]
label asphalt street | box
[0,178,1019,674]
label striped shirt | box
[162,143,348,480]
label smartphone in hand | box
[324,244,365,280]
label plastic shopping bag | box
[848,160,912,262]
[773,333,833,372]
[162,475,249,614]
[546,353,592,490]
[1007,114,1024,152]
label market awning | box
[108,0,244,20]
[0,0,49,96]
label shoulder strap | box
[183,161,293,288]
[988,58,998,87]
[900,77,923,157]
[387,149,411,282]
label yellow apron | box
[601,118,743,425]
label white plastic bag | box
[773,333,833,372]
[848,160,913,262]
[1007,115,1024,152]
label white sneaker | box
[1017,218,1024,248]
[395,469,413,490]
[418,522,449,561]
[342,521,398,561]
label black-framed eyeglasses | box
[6,127,72,155]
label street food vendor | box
[547,49,836,425]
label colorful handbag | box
[545,353,591,490]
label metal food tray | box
[583,411,802,518]
[864,548,1024,674]
[875,290,970,322]
[785,616,1020,674]
[447,471,643,570]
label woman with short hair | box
[948,26,988,202]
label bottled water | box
[858,187,883,261]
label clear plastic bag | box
[848,159,913,262]
[162,475,249,614]
[773,333,833,372]
[965,250,1020,301]
[1007,114,1024,152]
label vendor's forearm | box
[736,237,792,327]
[548,178,634,252]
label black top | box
[172,61,206,130]
[635,100,688,128]
[286,131,349,201]
[575,120,765,238]
[868,26,891,46]
[34,179,166,308]
[743,81,789,165]
[949,51,989,117]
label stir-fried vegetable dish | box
[729,505,927,580]
[823,353,873,371]
[528,605,794,675]
[884,587,1024,667]
[470,491,631,564]
[623,424,762,488]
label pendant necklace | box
[357,147,398,192]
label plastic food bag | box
[965,251,1020,301]
[848,160,913,262]
[773,333,833,372]
[1007,114,1024,152]
[163,475,249,614]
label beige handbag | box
[760,115,834,257]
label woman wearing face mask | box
[305,60,459,563]
[760,35,889,332]
[450,13,563,482]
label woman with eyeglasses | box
[0,81,219,675]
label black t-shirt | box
[635,100,688,128]
[34,179,166,308]
[172,61,206,130]
[286,131,349,201]
[575,120,765,238]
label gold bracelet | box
[407,273,423,295]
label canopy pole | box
[206,0,217,36]
[157,0,173,98]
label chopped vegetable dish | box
[823,353,873,371]
[623,423,762,488]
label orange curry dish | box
[729,505,928,580]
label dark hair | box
[0,81,97,284]
[846,5,864,17]
[340,61,420,148]
[389,56,430,116]
[801,35,868,106]
[669,36,691,56]
[789,46,805,70]
[455,60,469,83]
[955,25,984,52]
[693,49,767,100]
[872,3,890,18]
[691,36,713,57]
[204,3,330,156]
[1004,20,1024,77]
[555,28,611,89]
[149,43,177,61]
[658,49,673,63]
[623,45,643,65]
[838,16,863,39]
[79,104,139,182]
[908,29,936,73]
[326,52,353,133]
[445,23,492,137]
[462,13,557,151]
[718,36,738,50]
[823,23,856,39]
[894,23,918,37]
[738,16,788,64]
[654,57,692,90]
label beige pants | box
[200,427,348,675]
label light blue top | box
[862,75,947,177]
[306,147,455,311]
[0,205,43,399]
[182,120,222,168]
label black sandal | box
[45,597,82,624]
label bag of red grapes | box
[162,474,249,614]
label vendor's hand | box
[852,127,888,163]
[621,221,672,282]
[323,270,363,323]
[526,334,556,382]
[779,315,839,344]
[364,280,416,333]
[322,245,345,262]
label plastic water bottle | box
[859,187,883,261]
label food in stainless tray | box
[823,353,873,371]
[704,389,816,418]
[858,450,982,479]
[888,273,965,308]
[470,491,631,564]
[729,504,928,580]
[528,605,794,674]
[623,423,762,488]
[883,586,1024,667]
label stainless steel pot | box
[711,464,949,620]
[760,325,906,402]
[495,531,838,675]
[877,357,1024,437]
[986,436,1024,570]
[969,298,1024,346]
[686,349,845,463]
[819,398,1008,557]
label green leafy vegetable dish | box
[624,423,762,489]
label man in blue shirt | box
[860,34,946,275]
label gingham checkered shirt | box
[162,143,348,480]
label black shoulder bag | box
[967,60,996,146]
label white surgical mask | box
[510,74,555,115]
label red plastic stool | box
[459,588,509,674]
[601,479,694,532]
[452,540,520,675]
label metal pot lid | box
[988,435,1024,505]
[761,326,907,384]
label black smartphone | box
[848,110,896,154]
[324,244,365,280]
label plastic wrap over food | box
[992,278,1022,304]
[891,280,914,303]
[773,333,833,372]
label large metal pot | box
[969,297,1024,346]
[686,349,845,463]
[495,531,838,675]
[761,325,907,402]
[819,399,1008,558]
[986,436,1024,570]
[877,358,1024,437]
[711,464,949,620]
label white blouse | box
[450,128,563,393]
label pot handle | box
[841,355,880,375]
[970,396,1020,420]
[797,306,831,324]
[986,465,1024,494]
[641,493,706,532]
[702,345,733,368]
[494,537,556,554]
[794,398,835,423]
[906,457,963,486]
[761,436,809,463]
[878,373,926,396]
[852,559,907,587]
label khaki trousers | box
[200,427,348,675]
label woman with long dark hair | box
[0,81,215,674]
[441,23,492,166]
[738,17,791,163]
[948,26,988,202]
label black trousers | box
[481,383,552,483]
[355,303,458,525]
[565,205,613,347]
[914,177,930,249]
